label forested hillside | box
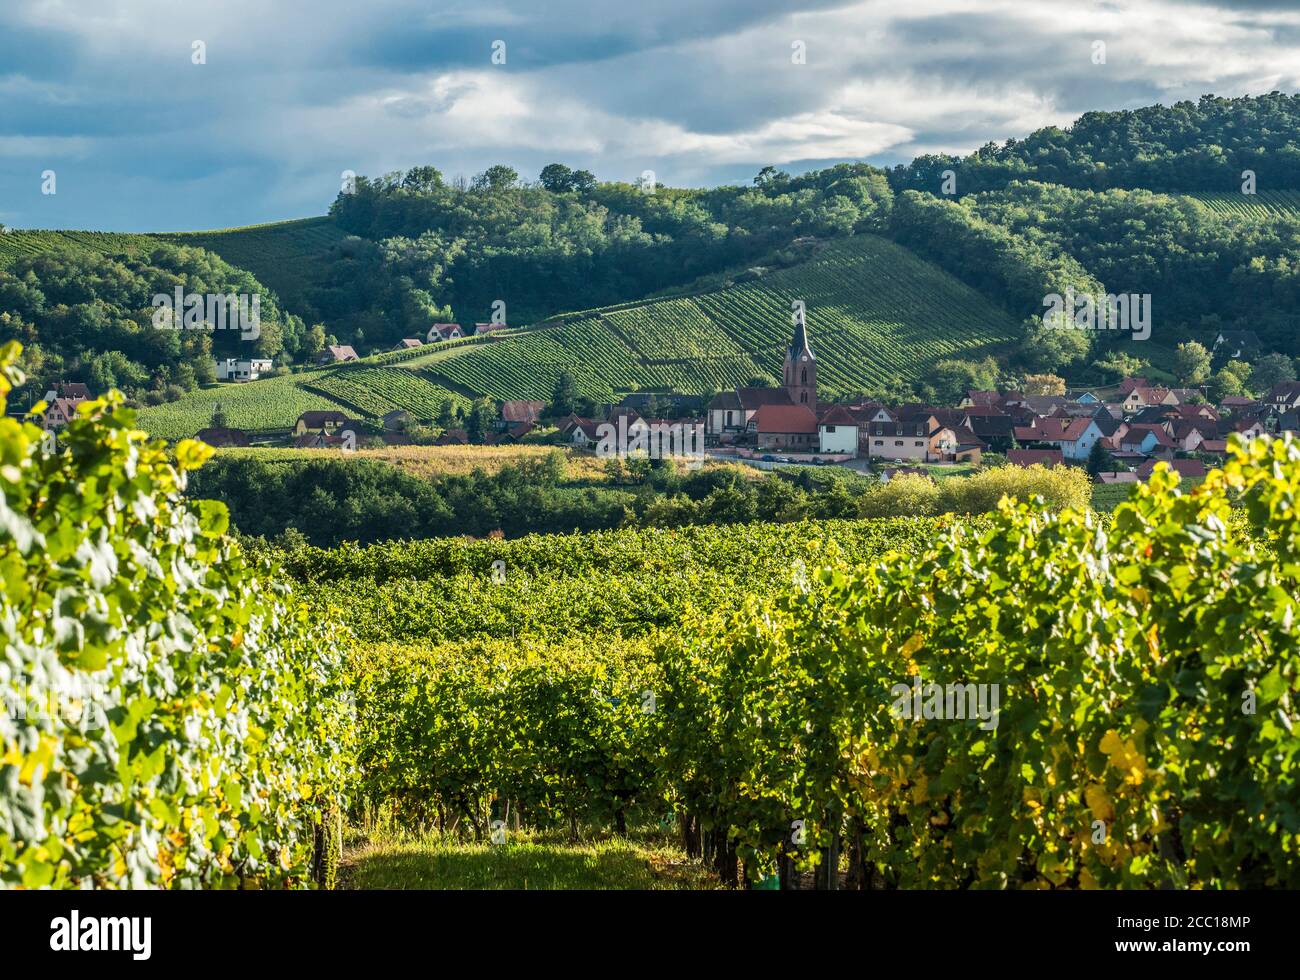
[889,92,1300,194]
[8,93,1300,428]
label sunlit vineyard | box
[135,372,352,439]
[425,235,1020,400]
[303,366,468,419]
[1186,189,1300,219]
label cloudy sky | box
[4,0,1300,231]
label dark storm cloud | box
[1,0,1298,231]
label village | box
[32,308,1300,488]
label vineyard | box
[302,366,468,420]
[1185,189,1300,219]
[7,324,1300,889]
[158,216,349,317]
[134,371,353,439]
[265,436,1300,889]
[424,235,1021,401]
[0,229,159,268]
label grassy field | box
[213,443,619,481]
[422,234,1022,401]
[342,824,718,890]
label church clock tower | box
[783,305,817,407]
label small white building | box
[215,357,273,382]
[817,406,859,457]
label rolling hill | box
[417,234,1021,402]
[134,233,1021,437]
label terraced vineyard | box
[427,234,1020,400]
[1186,189,1300,219]
[303,366,468,419]
[134,372,352,440]
[159,216,349,316]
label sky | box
[4,0,1300,232]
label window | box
[874,440,883,446]
[895,440,903,446]
[915,441,923,447]
[825,425,835,432]
[800,392,808,403]
[801,368,807,384]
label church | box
[705,307,822,449]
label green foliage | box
[889,93,1300,195]
[656,436,1300,887]
[1174,341,1212,385]
[0,342,352,888]
[857,465,1091,518]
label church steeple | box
[783,305,817,407]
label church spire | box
[787,304,814,362]
[783,304,817,407]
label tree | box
[1086,438,1114,476]
[304,323,327,360]
[1023,373,1066,396]
[1092,351,1149,380]
[930,357,1000,405]
[539,164,574,193]
[472,165,519,192]
[1174,341,1212,385]
[1249,352,1297,393]
[550,370,577,417]
[211,402,229,429]
[1018,316,1091,373]
[569,170,597,194]
[1210,366,1245,402]
[465,397,497,442]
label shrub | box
[0,342,352,888]
[937,463,1091,514]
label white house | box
[818,406,859,456]
[214,357,273,382]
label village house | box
[316,345,359,365]
[817,406,859,456]
[427,323,465,342]
[1136,458,1207,482]
[390,338,423,351]
[748,404,818,451]
[1266,381,1300,411]
[867,418,931,461]
[1212,330,1262,362]
[497,400,545,432]
[474,322,508,336]
[293,410,351,436]
[1007,448,1063,468]
[195,427,250,448]
[214,357,273,382]
[39,382,90,431]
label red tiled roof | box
[1137,458,1207,480]
[1007,449,1063,467]
[501,400,544,423]
[818,405,858,426]
[752,404,818,434]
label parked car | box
[761,454,776,462]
